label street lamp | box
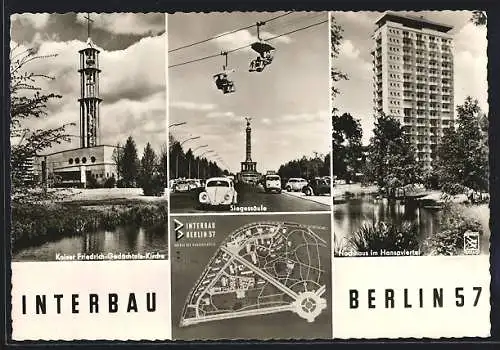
[193,144,208,153]
[190,145,208,178]
[169,122,187,128]
[198,150,215,179]
[177,136,200,179]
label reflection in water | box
[13,224,168,261]
[334,197,441,244]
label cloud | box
[213,29,292,52]
[206,111,236,119]
[281,110,329,123]
[453,22,488,113]
[76,13,165,35]
[339,40,361,59]
[11,32,166,156]
[170,101,216,111]
[261,118,272,125]
[11,13,50,29]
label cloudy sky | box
[10,13,166,156]
[169,12,330,174]
[331,10,488,145]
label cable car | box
[214,52,236,94]
[248,22,275,73]
[213,70,235,94]
[251,41,275,65]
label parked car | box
[174,180,190,193]
[284,178,308,192]
[187,179,201,191]
[199,177,238,209]
[264,174,282,193]
[302,177,331,196]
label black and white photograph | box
[330,11,489,257]
[170,213,332,340]
[168,12,331,214]
[10,13,168,261]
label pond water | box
[333,196,440,246]
[333,195,489,254]
[12,224,168,262]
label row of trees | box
[277,153,330,180]
[111,136,167,195]
[168,134,226,180]
[333,97,489,195]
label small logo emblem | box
[174,219,184,241]
[464,231,480,255]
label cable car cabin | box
[213,72,236,94]
[251,41,275,64]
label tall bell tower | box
[78,13,102,148]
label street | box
[170,185,330,213]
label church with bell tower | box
[79,29,102,148]
[34,13,118,188]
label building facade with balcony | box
[371,12,455,169]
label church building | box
[34,16,118,188]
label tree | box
[159,143,167,186]
[278,153,330,180]
[141,143,158,180]
[10,46,75,201]
[435,97,488,194]
[121,136,139,187]
[366,114,421,193]
[140,142,163,196]
[333,113,363,183]
[330,13,349,113]
[111,142,123,180]
[471,11,487,26]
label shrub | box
[142,175,165,196]
[86,175,101,189]
[334,235,354,256]
[348,221,420,253]
[103,176,116,188]
[423,205,483,255]
[116,179,127,188]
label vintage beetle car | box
[302,177,331,196]
[199,177,238,209]
[285,177,308,192]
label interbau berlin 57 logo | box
[174,219,184,241]
[173,219,216,244]
[464,230,480,255]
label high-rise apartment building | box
[372,12,454,169]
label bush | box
[104,176,116,188]
[334,235,354,256]
[423,205,483,255]
[348,221,420,253]
[142,175,165,196]
[86,175,101,189]
[116,178,127,188]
